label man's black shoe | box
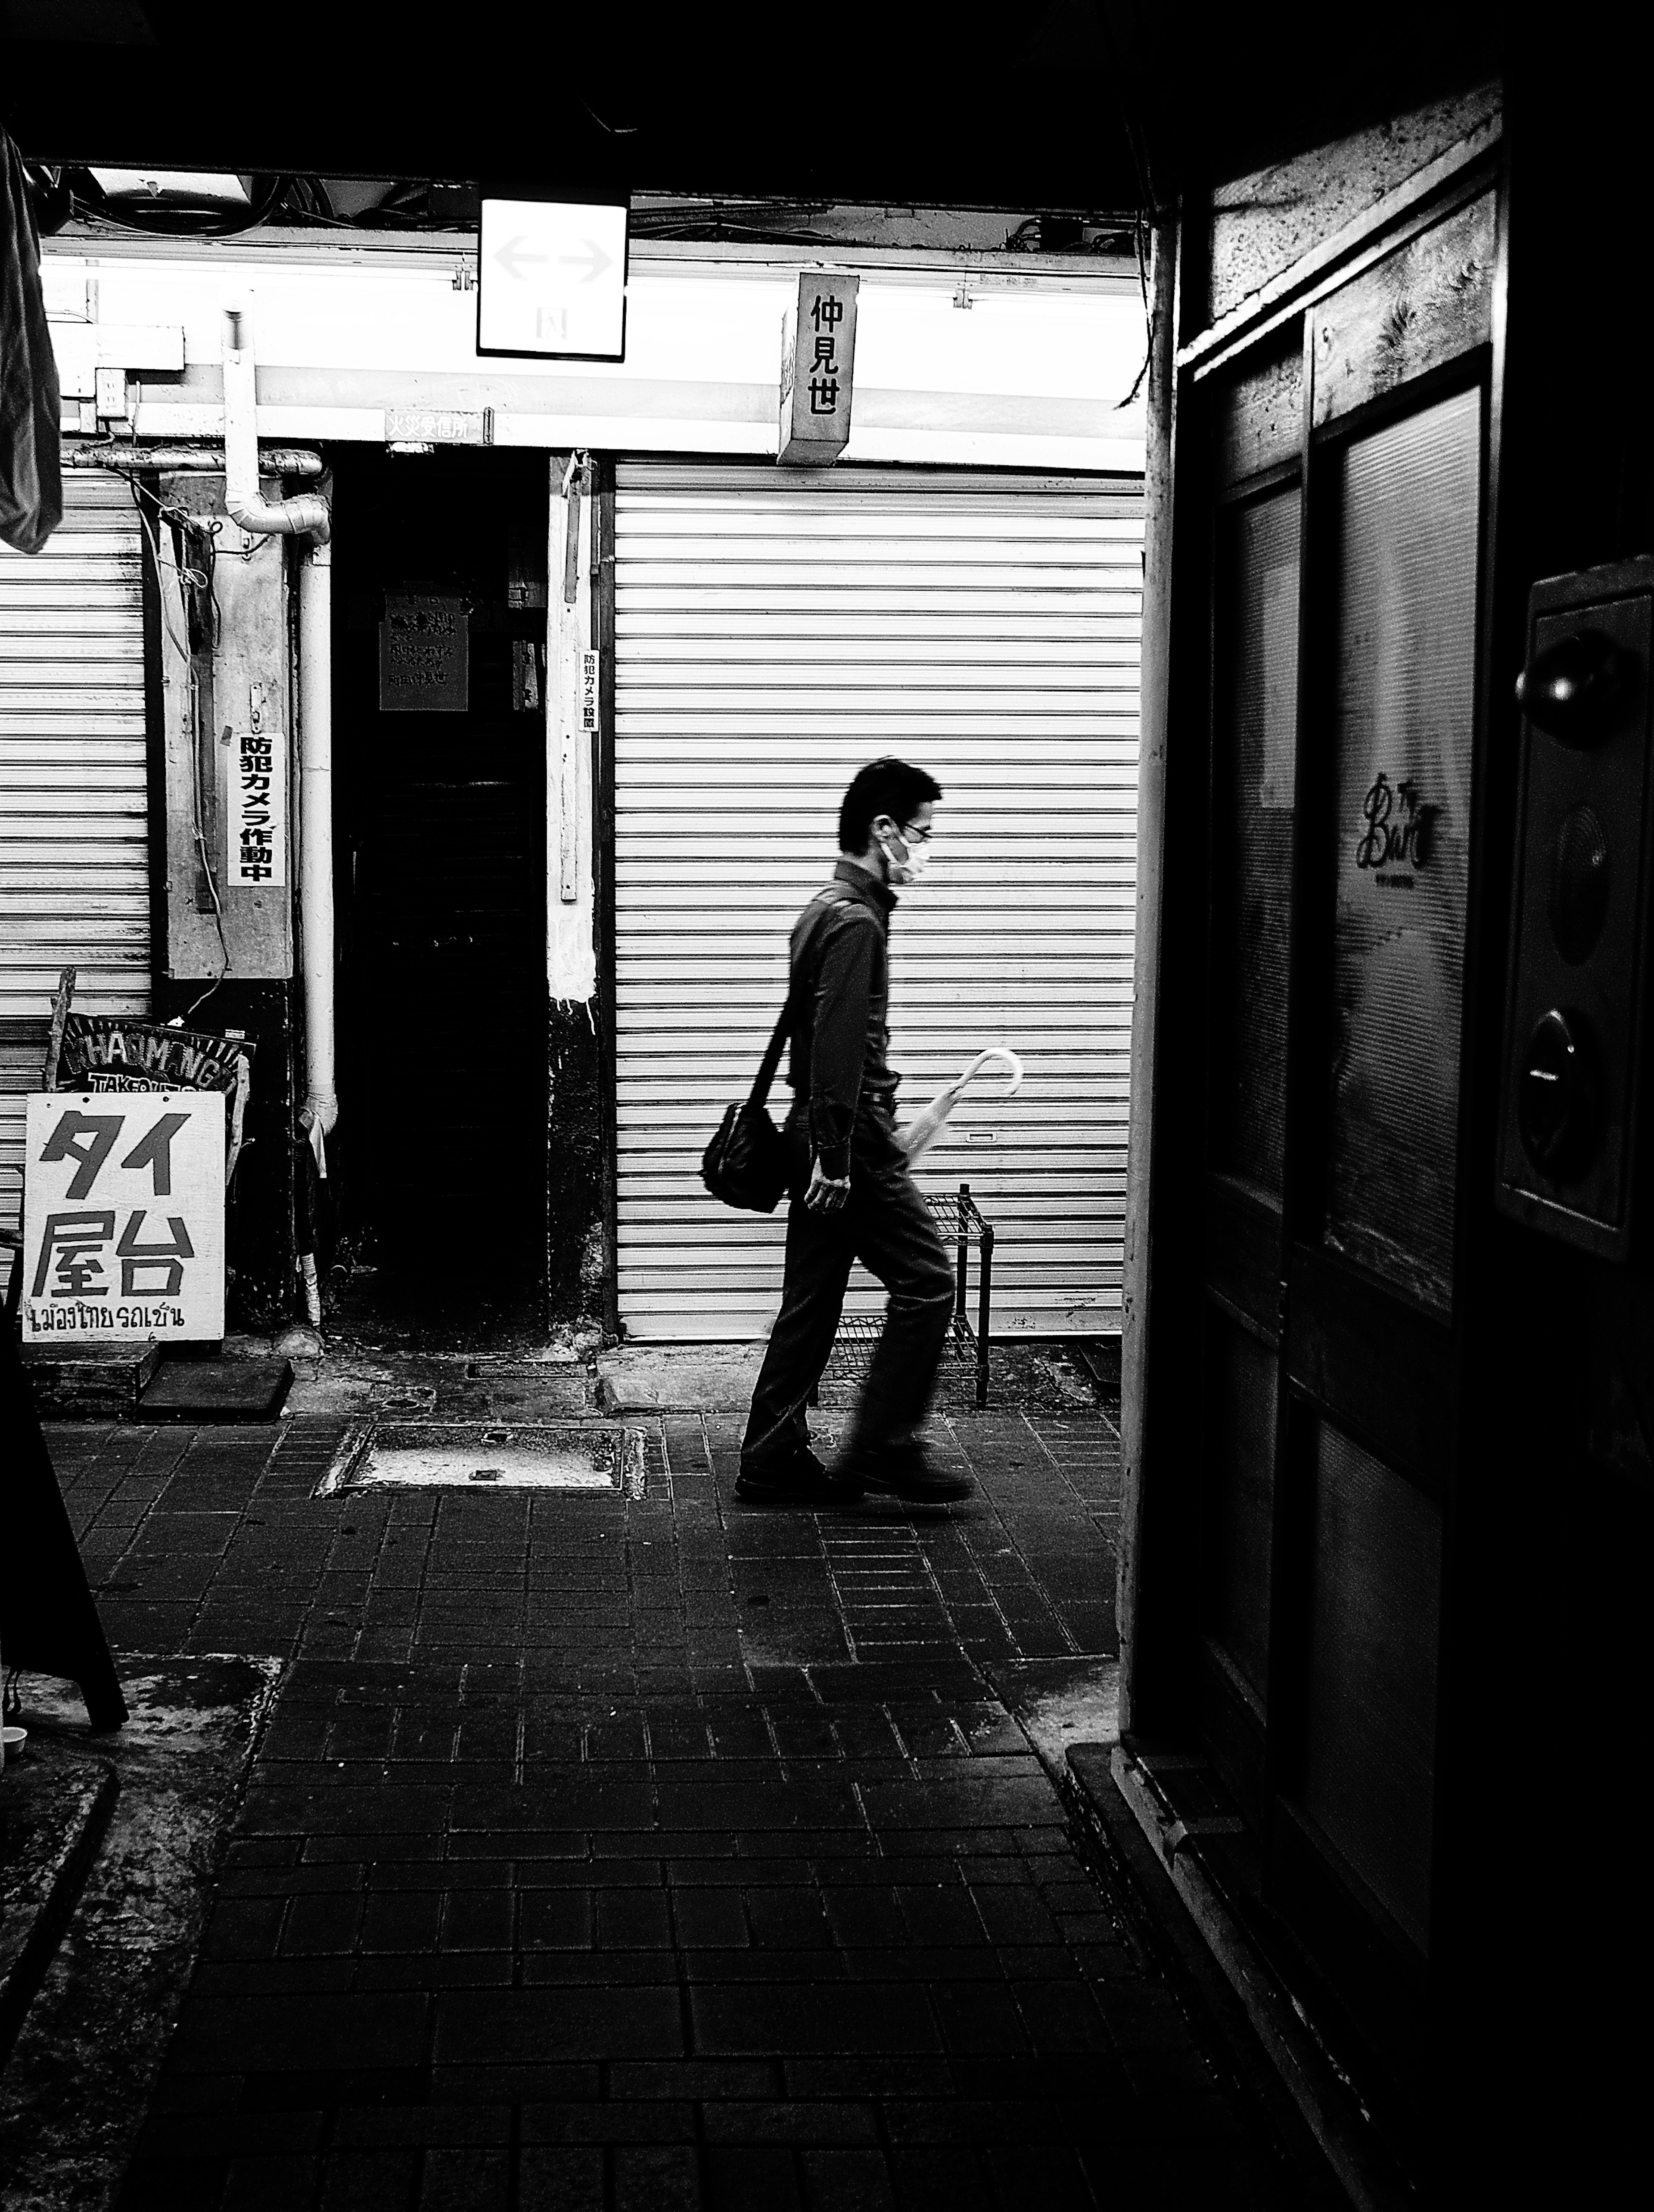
[831,1440,973,1505]
[735,1447,862,1506]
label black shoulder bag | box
[700,981,799,1214]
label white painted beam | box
[49,322,185,397]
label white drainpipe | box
[297,554,337,1103]
[222,306,336,1326]
[221,307,330,542]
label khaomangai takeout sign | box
[22,1091,225,1343]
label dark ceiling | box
[2,3,1502,217]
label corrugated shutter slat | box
[612,462,1141,1343]
[0,474,151,1248]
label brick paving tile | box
[516,2148,604,2212]
[65,1402,1307,2210]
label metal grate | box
[315,1424,646,1497]
[823,1182,995,1408]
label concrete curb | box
[595,1347,764,1416]
[1068,1740,1414,2212]
[0,1751,118,2066]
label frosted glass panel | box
[1303,1424,1442,1955]
[1200,1309,1278,1700]
[1323,389,1480,1313]
[1211,489,1300,1197]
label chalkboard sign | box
[58,1016,252,1094]
[380,594,469,712]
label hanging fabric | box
[0,132,62,557]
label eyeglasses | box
[900,821,934,846]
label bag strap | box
[746,978,796,1111]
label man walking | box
[737,758,971,1508]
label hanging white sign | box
[21,1090,226,1343]
[582,650,599,732]
[477,198,628,361]
[229,722,286,885]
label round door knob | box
[1516,629,1638,746]
[1518,1008,1599,1180]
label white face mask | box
[879,824,932,885]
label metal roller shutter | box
[612,461,1142,1343]
[0,473,151,1259]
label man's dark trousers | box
[742,1106,956,1469]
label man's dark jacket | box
[783,858,902,1181]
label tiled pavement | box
[41,1403,1302,2211]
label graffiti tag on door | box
[1356,773,1438,887]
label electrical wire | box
[22,162,73,236]
[184,743,233,1025]
[282,175,336,222]
[1114,215,1153,411]
[1088,5,1167,415]
[127,477,190,658]
[629,218,841,246]
[270,175,361,229]
[47,169,369,239]
[578,93,640,137]
[63,168,292,238]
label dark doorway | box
[332,447,548,1319]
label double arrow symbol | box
[494,237,612,284]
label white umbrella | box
[898,1046,1024,1162]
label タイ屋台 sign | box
[22,1091,226,1343]
[778,272,859,465]
[477,197,628,361]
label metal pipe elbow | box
[225,488,332,542]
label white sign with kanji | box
[230,723,286,885]
[22,1091,225,1343]
[778,271,859,465]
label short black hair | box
[838,757,944,854]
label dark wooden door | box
[1192,182,1496,2090]
[335,449,548,1292]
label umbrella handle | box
[959,1047,1023,1095]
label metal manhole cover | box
[318,1423,644,1495]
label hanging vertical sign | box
[21,1090,226,1343]
[778,272,859,465]
[229,713,287,885]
